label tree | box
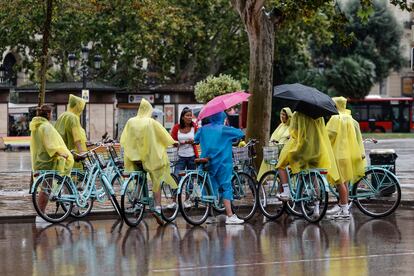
[38,0,54,106]
[230,0,411,165]
[194,74,242,103]
[325,55,376,98]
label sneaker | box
[152,207,165,226]
[205,216,217,224]
[276,190,291,201]
[225,214,244,225]
[165,202,177,209]
[332,209,350,220]
[326,204,341,215]
[312,204,320,219]
[183,200,192,208]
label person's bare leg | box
[224,199,233,217]
[337,183,348,205]
[278,169,288,192]
[38,191,48,213]
[154,190,161,207]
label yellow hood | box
[67,94,86,116]
[137,98,153,119]
[332,96,347,114]
[281,107,293,126]
[29,117,48,132]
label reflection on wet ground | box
[1,210,414,275]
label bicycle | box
[327,138,401,218]
[177,157,258,226]
[120,160,179,227]
[259,166,329,223]
[31,144,123,223]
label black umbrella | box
[273,83,338,119]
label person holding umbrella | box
[195,111,245,224]
[275,111,339,203]
[325,97,366,219]
[196,91,250,224]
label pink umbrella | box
[197,91,251,120]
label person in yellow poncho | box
[54,94,87,169]
[257,107,292,180]
[120,98,177,225]
[276,111,339,207]
[326,97,366,219]
[30,105,74,215]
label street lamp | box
[68,47,102,130]
[0,64,6,84]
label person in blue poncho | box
[194,111,245,224]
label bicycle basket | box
[232,146,249,163]
[263,145,282,163]
[167,147,179,162]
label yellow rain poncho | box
[55,94,87,168]
[326,97,366,184]
[276,112,339,182]
[120,99,177,192]
[30,116,74,175]
[258,107,293,180]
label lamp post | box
[68,47,102,130]
[0,64,7,84]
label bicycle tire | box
[121,174,146,227]
[178,173,210,225]
[160,173,180,223]
[258,170,285,220]
[353,168,401,218]
[299,172,328,223]
[32,173,74,223]
[231,172,258,221]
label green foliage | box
[0,0,249,89]
[194,74,241,103]
[325,55,376,98]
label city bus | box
[347,96,413,133]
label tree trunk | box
[232,0,275,167]
[38,0,53,107]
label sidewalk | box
[1,138,414,221]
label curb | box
[2,199,414,224]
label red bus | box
[347,96,413,133]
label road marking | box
[152,251,414,273]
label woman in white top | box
[170,107,199,176]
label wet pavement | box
[0,210,414,275]
[1,138,414,218]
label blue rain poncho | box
[194,112,244,200]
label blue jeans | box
[174,156,196,177]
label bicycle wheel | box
[160,173,179,223]
[178,173,210,225]
[258,171,285,220]
[299,172,328,223]
[32,173,74,223]
[69,170,94,218]
[286,174,304,217]
[353,168,401,218]
[232,172,257,221]
[121,175,146,227]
